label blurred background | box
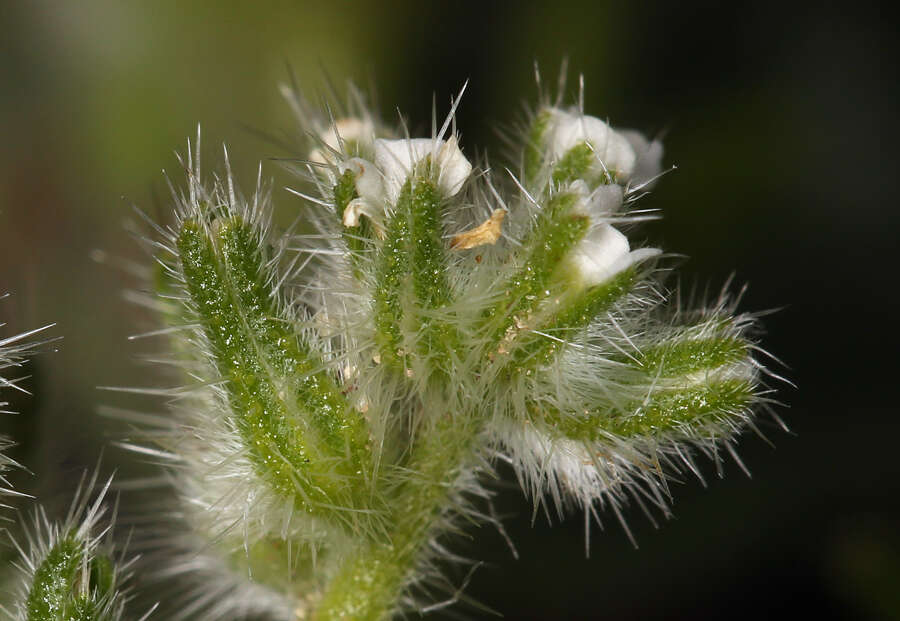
[1,1,896,619]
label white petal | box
[340,158,383,203]
[569,224,631,287]
[585,184,624,219]
[433,136,472,198]
[565,179,591,200]
[328,117,373,151]
[374,136,472,204]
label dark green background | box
[1,2,895,619]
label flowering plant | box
[1,72,776,621]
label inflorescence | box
[1,71,780,621]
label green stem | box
[313,413,481,621]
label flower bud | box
[547,109,637,182]
[374,136,472,204]
[310,117,376,165]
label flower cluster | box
[0,71,778,621]
[107,73,775,621]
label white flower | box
[569,223,660,287]
[374,136,472,204]
[547,109,637,181]
[309,117,375,165]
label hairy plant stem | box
[313,411,483,621]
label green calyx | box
[177,216,373,524]
[552,141,592,185]
[505,268,636,368]
[481,191,585,342]
[373,176,457,372]
[481,190,636,373]
[636,336,749,377]
[540,379,755,442]
[552,142,618,187]
[524,108,617,188]
[334,168,376,269]
[26,535,115,621]
[524,109,552,183]
[532,326,755,441]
